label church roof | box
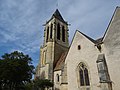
[53,9,65,22]
[77,7,120,45]
[54,51,68,71]
[46,9,67,24]
[77,30,96,43]
[76,30,103,44]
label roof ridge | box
[77,30,96,43]
[102,6,119,41]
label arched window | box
[78,63,90,86]
[96,54,111,83]
[46,26,49,42]
[42,51,46,66]
[56,74,59,82]
[57,23,60,40]
[50,24,53,39]
[62,26,65,42]
[96,54,112,89]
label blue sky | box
[0,0,120,67]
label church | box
[35,6,120,90]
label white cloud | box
[0,0,120,66]
[58,0,120,41]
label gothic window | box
[78,63,90,86]
[50,24,53,39]
[96,54,112,90]
[56,74,59,82]
[62,26,65,42]
[57,23,60,40]
[96,54,110,83]
[46,26,49,42]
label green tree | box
[34,78,53,90]
[0,51,35,90]
[24,81,34,90]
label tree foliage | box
[0,51,35,90]
[24,81,34,90]
[34,78,53,90]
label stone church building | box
[35,7,120,90]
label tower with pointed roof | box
[35,6,120,90]
[35,9,69,81]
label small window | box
[56,74,59,82]
[78,45,81,50]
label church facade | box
[35,7,120,90]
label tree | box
[24,81,34,90]
[0,51,35,90]
[34,78,53,90]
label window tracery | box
[78,63,90,86]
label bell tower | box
[36,9,69,81]
[44,9,69,47]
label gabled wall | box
[65,31,101,90]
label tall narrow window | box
[43,51,46,65]
[79,69,84,86]
[96,54,112,90]
[78,63,90,86]
[96,54,111,83]
[62,26,65,42]
[46,26,49,42]
[57,23,60,40]
[56,74,59,82]
[50,24,53,39]
[84,68,90,85]
[42,51,46,65]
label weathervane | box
[56,0,59,8]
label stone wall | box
[65,31,101,90]
[103,7,120,90]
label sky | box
[0,0,120,67]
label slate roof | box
[77,30,104,44]
[46,9,67,24]
[53,9,65,23]
[54,51,68,71]
[78,7,120,44]
[77,30,96,43]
